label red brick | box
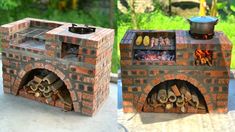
[3,74,11,81]
[3,87,11,94]
[139,94,147,104]
[82,107,93,116]
[216,107,228,113]
[77,91,82,102]
[55,69,65,80]
[217,101,227,107]
[123,93,134,99]
[64,79,72,89]
[2,59,10,66]
[123,101,133,106]
[70,90,77,101]
[24,63,33,71]
[19,70,26,79]
[45,64,55,71]
[34,62,44,69]
[123,107,134,113]
[82,100,93,108]
[216,94,228,100]
[82,93,94,101]
[73,102,81,112]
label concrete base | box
[0,61,118,132]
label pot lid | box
[189,16,218,23]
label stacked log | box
[23,72,73,111]
[146,82,206,113]
[195,49,212,66]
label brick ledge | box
[0,53,232,80]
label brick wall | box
[0,18,114,116]
[120,30,232,113]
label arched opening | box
[142,79,208,113]
[18,68,73,111]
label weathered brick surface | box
[120,30,232,113]
[0,18,114,116]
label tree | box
[199,0,206,16]
[210,0,218,16]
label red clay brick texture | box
[0,18,114,116]
[120,30,232,113]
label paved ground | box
[0,61,118,132]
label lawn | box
[118,10,235,69]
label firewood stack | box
[195,49,212,66]
[23,72,73,111]
[146,82,206,113]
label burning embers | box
[195,49,213,66]
[143,80,207,113]
[134,50,175,61]
[21,69,72,111]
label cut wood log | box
[167,89,177,103]
[45,98,53,104]
[37,83,46,92]
[148,93,162,108]
[28,81,38,92]
[49,80,64,92]
[44,86,52,94]
[33,75,44,84]
[157,88,168,104]
[64,103,73,111]
[205,57,212,66]
[179,84,192,102]
[43,73,59,84]
[43,92,53,98]
[191,91,199,108]
[198,104,206,110]
[26,90,35,94]
[171,84,181,96]
[176,95,185,107]
[35,91,42,97]
[165,103,173,110]
[181,106,186,113]
[151,92,158,104]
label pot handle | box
[215,19,219,25]
[187,18,191,24]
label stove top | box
[189,31,214,40]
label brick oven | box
[0,18,114,116]
[120,30,232,113]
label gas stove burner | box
[189,31,214,40]
[68,24,96,34]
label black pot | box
[68,24,96,34]
[188,16,218,35]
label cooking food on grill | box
[143,36,150,46]
[136,36,143,45]
[135,34,174,48]
[150,37,155,47]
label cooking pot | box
[68,24,96,34]
[188,16,218,35]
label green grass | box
[118,10,235,69]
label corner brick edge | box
[231,70,235,79]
